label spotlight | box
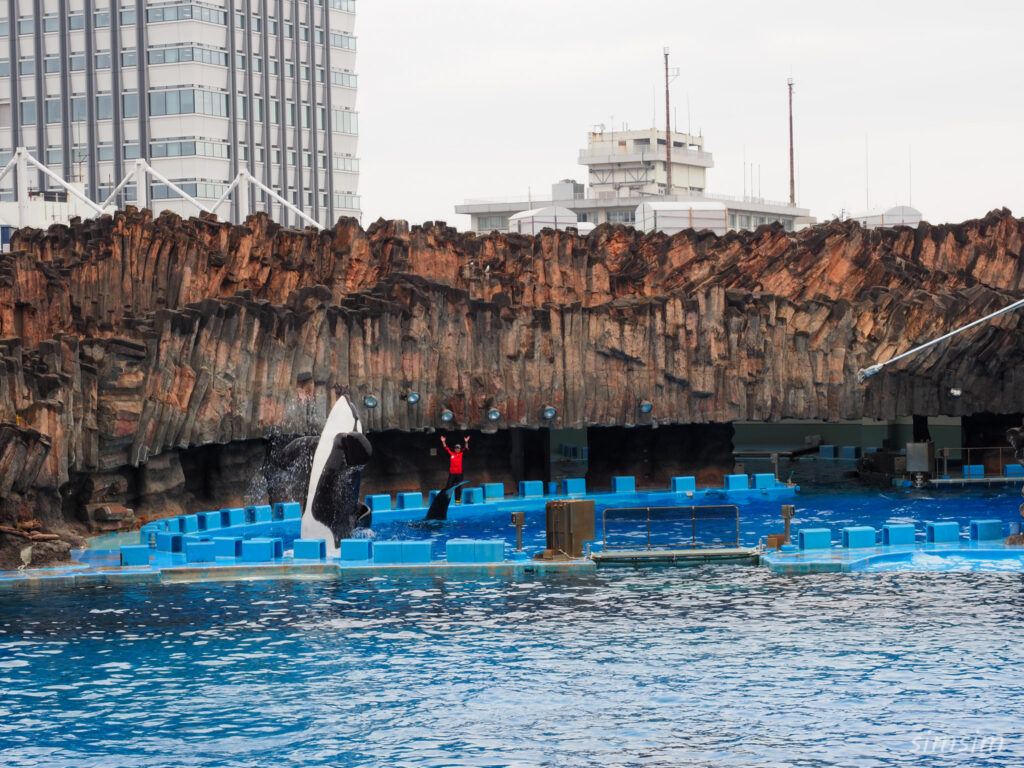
[542,405,557,420]
[405,392,420,404]
[639,400,653,414]
[440,409,454,423]
[487,408,502,422]
[363,395,378,408]
[949,388,962,399]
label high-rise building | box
[0,0,360,227]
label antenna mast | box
[787,78,795,206]
[664,47,672,194]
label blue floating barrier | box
[724,474,748,491]
[1004,464,1024,477]
[670,476,696,493]
[155,531,184,553]
[562,477,586,495]
[840,446,862,459]
[962,464,985,478]
[293,539,327,559]
[213,537,243,558]
[818,444,838,458]
[611,476,635,493]
[779,544,798,553]
[185,540,218,563]
[547,481,559,495]
[139,521,165,546]
[518,480,544,498]
[753,473,776,490]
[476,540,504,562]
[483,483,505,501]
[366,494,392,512]
[200,511,222,531]
[246,505,273,523]
[242,537,284,562]
[446,538,477,564]
[926,521,960,543]
[461,487,484,504]
[396,492,424,509]
[842,526,876,548]
[798,528,831,550]
[120,545,151,566]
[221,507,245,527]
[340,538,371,561]
[882,523,916,546]
[372,541,404,564]
[969,519,1003,541]
[402,540,432,563]
[179,515,199,533]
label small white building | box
[507,206,579,235]
[852,206,922,229]
[635,201,728,236]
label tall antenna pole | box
[787,78,795,206]
[664,47,672,195]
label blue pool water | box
[2,567,1022,767]
[370,481,1024,560]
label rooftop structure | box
[0,0,360,228]
[852,205,922,230]
[456,127,813,235]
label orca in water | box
[424,481,469,521]
[297,395,373,554]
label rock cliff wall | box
[1,207,1023,560]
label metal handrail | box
[601,505,740,551]
[933,445,1019,477]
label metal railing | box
[934,445,1020,477]
[601,505,740,551]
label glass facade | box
[0,0,361,226]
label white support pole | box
[97,166,139,212]
[135,158,148,211]
[17,148,30,228]
[209,171,244,218]
[858,295,1024,382]
[141,160,212,214]
[246,171,322,229]
[0,153,17,185]
[23,152,106,216]
[236,170,249,223]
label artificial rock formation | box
[2,206,1024,562]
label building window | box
[69,14,85,30]
[45,59,59,73]
[96,95,113,120]
[477,215,509,232]
[0,61,8,77]
[606,210,635,224]
[332,154,359,172]
[123,144,140,159]
[46,148,63,165]
[148,47,228,66]
[45,100,62,124]
[149,89,229,117]
[330,0,356,11]
[148,5,227,24]
[95,11,111,27]
[19,60,35,75]
[20,101,36,126]
[96,53,112,69]
[329,32,356,50]
[70,97,87,122]
[122,51,138,67]
[331,109,358,134]
[70,56,87,71]
[44,17,59,32]
[18,19,34,35]
[151,140,230,159]
[122,93,139,118]
[120,9,136,25]
[330,70,357,88]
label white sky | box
[357,0,1024,230]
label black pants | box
[444,472,463,502]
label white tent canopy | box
[507,206,578,235]
[635,201,728,236]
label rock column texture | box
[1,207,1023,556]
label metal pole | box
[236,170,249,223]
[135,158,148,211]
[664,48,672,194]
[787,78,795,206]
[17,148,30,228]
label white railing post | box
[134,158,148,211]
[16,148,30,228]
[236,170,249,223]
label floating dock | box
[591,547,760,566]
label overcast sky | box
[356,0,1024,231]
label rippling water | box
[2,568,1022,767]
